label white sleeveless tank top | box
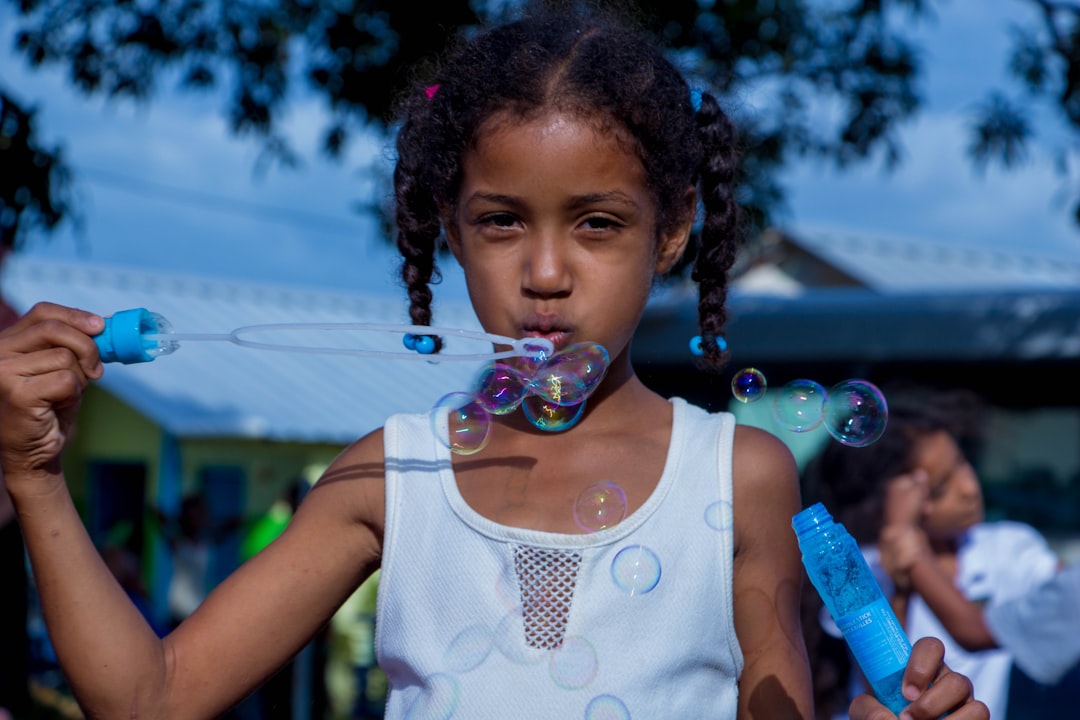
[377,397,743,718]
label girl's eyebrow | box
[464,190,639,209]
[566,191,639,210]
[465,191,521,207]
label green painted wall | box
[59,384,348,621]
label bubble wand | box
[93,308,554,364]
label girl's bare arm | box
[731,425,814,720]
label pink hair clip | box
[424,84,440,100]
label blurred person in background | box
[881,465,1080,716]
[803,383,1060,720]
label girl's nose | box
[523,234,572,298]
[956,462,982,499]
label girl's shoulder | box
[730,423,801,527]
[967,519,1052,551]
[331,424,387,468]
[307,426,388,535]
[961,520,1059,598]
[732,422,799,473]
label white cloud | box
[785,0,1079,257]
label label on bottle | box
[836,597,911,682]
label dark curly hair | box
[803,382,986,545]
[392,2,743,368]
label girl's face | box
[912,429,985,540]
[446,111,692,374]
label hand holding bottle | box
[794,502,913,713]
[0,302,103,493]
[849,637,989,720]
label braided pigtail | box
[690,90,743,372]
[393,94,446,352]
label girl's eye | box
[481,212,518,228]
[581,215,622,231]
[928,477,949,499]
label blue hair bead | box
[689,335,705,357]
[402,333,418,350]
[690,88,704,112]
[690,334,728,356]
[414,335,437,354]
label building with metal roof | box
[637,228,1080,407]
[739,228,1080,294]
[2,257,487,444]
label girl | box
[806,384,1057,719]
[0,6,985,720]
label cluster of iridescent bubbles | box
[430,340,610,454]
[730,368,888,448]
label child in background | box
[880,460,1080,711]
[805,384,1059,720]
[0,5,990,719]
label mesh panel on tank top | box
[513,545,582,650]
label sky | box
[1,0,1077,304]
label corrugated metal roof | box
[782,228,1080,293]
[1,258,488,444]
[637,285,1080,365]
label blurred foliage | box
[1,0,1077,254]
[0,91,76,252]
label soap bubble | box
[704,500,734,531]
[431,392,492,455]
[772,379,827,432]
[585,695,631,720]
[493,611,547,666]
[731,368,767,403]
[442,625,494,673]
[823,380,888,447]
[549,342,609,394]
[527,367,588,407]
[548,636,598,689]
[573,481,628,532]
[508,341,550,375]
[474,363,529,415]
[404,673,460,720]
[522,395,585,432]
[610,544,661,596]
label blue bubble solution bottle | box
[793,502,912,715]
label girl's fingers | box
[901,637,947,698]
[899,670,988,720]
[849,693,899,720]
[0,369,85,476]
[895,638,989,720]
[0,303,105,378]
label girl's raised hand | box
[848,637,989,720]
[878,470,932,589]
[0,302,104,488]
[882,468,929,528]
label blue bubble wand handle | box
[93,308,554,364]
[793,502,912,715]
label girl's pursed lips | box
[521,312,571,334]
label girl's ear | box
[654,186,697,275]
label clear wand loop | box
[93,308,554,364]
